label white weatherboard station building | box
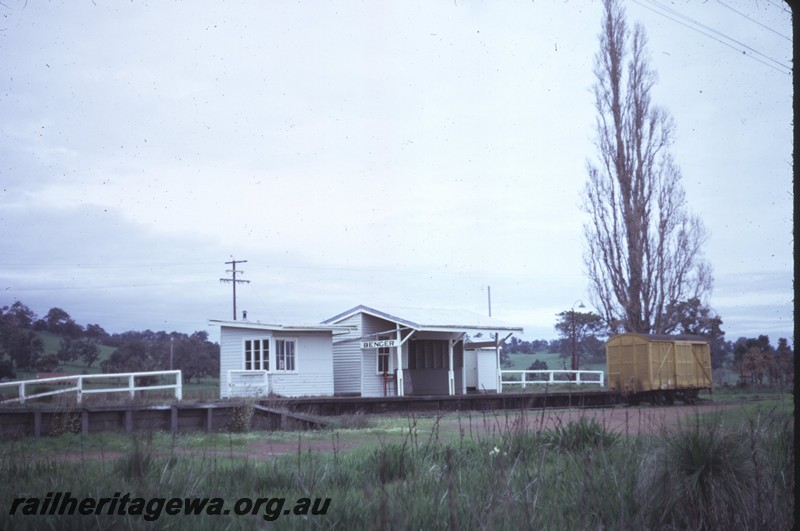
[210,320,351,399]
[211,305,523,399]
[323,305,523,397]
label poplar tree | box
[583,0,712,334]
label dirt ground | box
[438,403,733,438]
[39,403,733,463]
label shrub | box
[370,443,412,484]
[48,411,81,436]
[336,412,374,430]
[541,416,620,452]
[636,418,755,530]
[228,401,255,432]
[117,433,155,483]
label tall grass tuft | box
[540,416,620,452]
[370,442,412,484]
[116,432,155,483]
[636,417,756,530]
[335,412,374,430]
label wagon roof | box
[610,332,709,343]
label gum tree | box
[583,0,712,334]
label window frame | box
[243,337,270,371]
[275,337,298,373]
[376,335,392,375]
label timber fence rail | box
[0,370,183,405]
[500,369,604,391]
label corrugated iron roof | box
[322,304,523,333]
[208,319,354,334]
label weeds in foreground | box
[1,404,793,530]
[637,417,756,529]
[116,432,155,483]
[227,399,255,432]
[540,415,620,452]
[335,412,374,430]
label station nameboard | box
[361,339,399,349]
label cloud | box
[0,0,791,346]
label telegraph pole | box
[220,258,250,320]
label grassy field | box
[14,331,117,381]
[506,350,605,372]
[1,395,793,529]
[5,331,222,402]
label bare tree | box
[583,0,711,334]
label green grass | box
[506,350,565,370]
[1,402,793,530]
[6,332,221,402]
[506,351,606,372]
[700,395,793,427]
[14,331,116,381]
[502,350,608,392]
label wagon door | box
[691,343,713,388]
[674,342,695,387]
[650,342,675,389]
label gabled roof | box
[322,304,523,334]
[208,319,354,334]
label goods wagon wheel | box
[664,391,675,405]
[680,389,698,404]
[648,392,662,405]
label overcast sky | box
[0,1,793,345]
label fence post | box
[576,371,582,385]
[129,374,135,400]
[77,376,83,405]
[33,410,42,437]
[19,382,26,404]
[175,371,183,401]
[170,405,178,434]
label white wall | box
[219,326,334,398]
[330,314,362,395]
[477,348,498,392]
[360,314,399,397]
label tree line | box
[502,297,793,386]
[0,301,219,383]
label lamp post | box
[571,300,585,371]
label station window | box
[244,339,269,371]
[377,335,391,374]
[276,339,297,372]
[409,340,448,369]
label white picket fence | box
[500,369,604,391]
[0,370,183,404]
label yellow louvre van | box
[605,333,712,405]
